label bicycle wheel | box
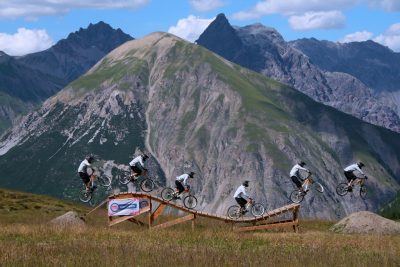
[360,185,367,199]
[336,183,349,196]
[161,187,175,201]
[251,203,265,217]
[98,175,111,187]
[79,188,92,203]
[227,205,241,219]
[140,178,155,192]
[118,172,131,185]
[290,190,304,203]
[183,195,197,209]
[313,182,324,193]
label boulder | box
[50,211,86,227]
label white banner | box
[108,198,140,216]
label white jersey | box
[129,156,145,168]
[78,159,91,174]
[344,164,365,175]
[233,185,248,198]
[290,164,308,178]
[176,174,190,186]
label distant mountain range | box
[0,21,133,133]
[196,14,400,133]
[0,33,399,219]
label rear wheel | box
[183,195,197,209]
[336,183,349,196]
[227,205,241,219]
[251,203,265,217]
[360,185,367,199]
[79,188,92,203]
[161,187,175,201]
[118,171,131,185]
[290,190,304,203]
[98,175,111,187]
[140,178,155,192]
[313,182,324,193]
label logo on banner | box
[108,198,141,216]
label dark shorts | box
[344,171,357,182]
[175,180,185,193]
[130,165,142,175]
[291,176,303,188]
[235,197,247,208]
[79,172,90,184]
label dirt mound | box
[331,211,400,235]
[50,211,86,228]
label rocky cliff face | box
[0,33,399,219]
[0,22,133,135]
[196,14,400,133]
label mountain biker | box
[129,154,149,179]
[233,180,252,214]
[78,155,95,191]
[174,171,195,199]
[290,161,311,192]
[344,162,367,190]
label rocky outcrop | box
[196,14,400,133]
[50,211,86,227]
[0,33,399,219]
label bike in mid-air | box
[336,176,367,199]
[79,168,111,205]
[117,169,156,192]
[161,185,198,209]
[289,173,324,203]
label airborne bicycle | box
[161,186,197,209]
[336,177,367,199]
[79,168,111,204]
[289,174,324,203]
[117,169,156,192]
[227,198,265,219]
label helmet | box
[242,180,249,187]
[298,161,306,167]
[86,155,95,164]
[189,171,195,178]
[142,154,149,161]
[357,161,365,168]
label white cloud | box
[288,11,346,31]
[0,0,149,19]
[232,0,357,20]
[339,31,373,43]
[190,0,225,12]
[168,15,214,42]
[374,23,400,52]
[0,28,54,56]
[367,0,400,12]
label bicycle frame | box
[301,174,314,192]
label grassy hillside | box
[381,191,400,220]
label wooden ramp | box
[88,192,300,232]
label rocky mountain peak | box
[196,13,242,59]
[239,23,285,45]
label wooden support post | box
[191,214,196,231]
[150,203,166,224]
[148,198,152,229]
[153,214,195,229]
[109,215,137,226]
[292,207,299,233]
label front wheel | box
[290,190,304,203]
[227,205,241,219]
[98,175,111,187]
[161,187,175,201]
[79,188,92,203]
[336,183,349,196]
[140,178,155,192]
[313,182,324,193]
[183,195,197,209]
[360,185,367,199]
[251,203,265,217]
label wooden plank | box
[109,215,136,226]
[234,220,298,232]
[150,203,166,224]
[153,214,195,229]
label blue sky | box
[0,0,399,56]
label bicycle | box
[117,169,156,192]
[336,177,367,199]
[160,186,198,209]
[289,174,324,203]
[79,170,111,204]
[227,198,265,219]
